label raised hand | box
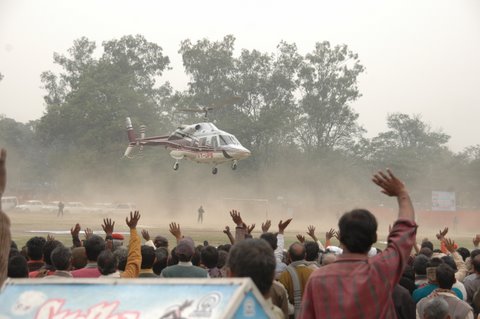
[223,226,231,235]
[84,228,93,240]
[326,228,337,241]
[372,169,407,197]
[306,225,317,241]
[126,211,140,229]
[261,220,271,233]
[229,210,243,227]
[141,229,150,241]
[296,234,305,243]
[71,223,81,237]
[102,218,115,236]
[444,238,456,253]
[247,224,256,234]
[436,227,448,241]
[169,222,182,240]
[473,234,480,247]
[47,234,55,241]
[278,218,292,234]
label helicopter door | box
[211,136,218,150]
[199,137,207,147]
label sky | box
[0,0,479,152]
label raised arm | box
[372,169,414,221]
[121,211,141,278]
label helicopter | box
[123,107,251,174]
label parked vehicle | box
[14,200,47,213]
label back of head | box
[421,240,434,252]
[338,209,377,254]
[141,245,156,269]
[436,264,455,290]
[470,249,480,260]
[426,257,444,283]
[218,244,232,253]
[43,240,63,266]
[456,247,470,262]
[472,254,480,273]
[423,297,450,319]
[97,250,117,275]
[441,256,457,272]
[71,247,87,270]
[260,232,278,251]
[175,238,195,262]
[191,246,202,266]
[50,246,72,271]
[217,250,228,269]
[414,254,430,275]
[304,241,320,262]
[419,247,433,259]
[26,236,46,260]
[84,235,105,262]
[154,235,168,249]
[113,247,128,271]
[8,255,28,278]
[227,239,275,295]
[153,247,168,275]
[201,246,219,269]
[288,243,306,262]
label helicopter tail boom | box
[126,117,137,143]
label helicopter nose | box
[238,148,251,159]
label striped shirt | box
[299,219,417,319]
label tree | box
[296,41,365,152]
[37,35,171,181]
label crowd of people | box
[1,147,480,319]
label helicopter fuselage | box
[124,118,251,173]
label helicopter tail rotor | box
[124,117,142,159]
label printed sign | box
[0,278,274,319]
[432,191,456,211]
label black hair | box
[217,250,228,269]
[227,239,275,295]
[50,246,72,271]
[141,245,156,269]
[8,255,29,278]
[201,246,219,269]
[304,241,320,262]
[338,209,377,254]
[153,247,169,275]
[43,240,63,266]
[97,250,117,275]
[436,264,455,289]
[259,232,278,251]
[191,247,202,265]
[84,235,105,261]
[419,247,433,258]
[288,243,306,262]
[441,256,457,272]
[168,247,179,266]
[71,247,88,270]
[26,236,46,260]
[113,247,128,271]
[413,254,429,275]
[472,254,480,273]
[470,249,480,260]
[421,240,434,251]
[217,244,232,253]
[456,247,470,261]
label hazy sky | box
[0,0,479,151]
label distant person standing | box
[57,201,64,217]
[197,205,205,224]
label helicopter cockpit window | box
[219,135,228,146]
[219,135,239,145]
